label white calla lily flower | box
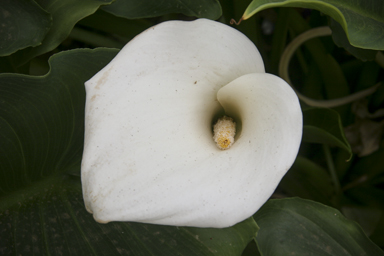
[81,19,302,228]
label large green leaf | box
[0,48,257,255]
[302,108,352,157]
[11,0,113,66]
[0,0,51,56]
[329,18,377,61]
[254,198,384,256]
[101,0,222,19]
[242,0,384,50]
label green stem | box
[323,145,341,206]
[279,26,381,108]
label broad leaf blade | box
[254,198,384,256]
[0,49,114,194]
[12,0,114,66]
[0,0,51,56]
[101,0,222,19]
[329,18,377,61]
[302,108,352,157]
[0,180,257,255]
[0,48,256,255]
[242,0,384,50]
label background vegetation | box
[1,0,383,255]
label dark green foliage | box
[0,0,383,255]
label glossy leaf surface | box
[242,0,384,50]
[13,0,113,65]
[254,198,384,256]
[0,0,51,56]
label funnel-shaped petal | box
[81,19,302,228]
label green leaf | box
[242,0,384,50]
[342,206,382,238]
[329,18,377,61]
[254,198,384,256]
[0,0,51,56]
[279,157,333,206]
[11,0,114,66]
[0,48,257,255]
[0,48,117,197]
[0,182,257,255]
[78,9,153,41]
[101,0,222,19]
[303,108,352,157]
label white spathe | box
[81,18,302,228]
